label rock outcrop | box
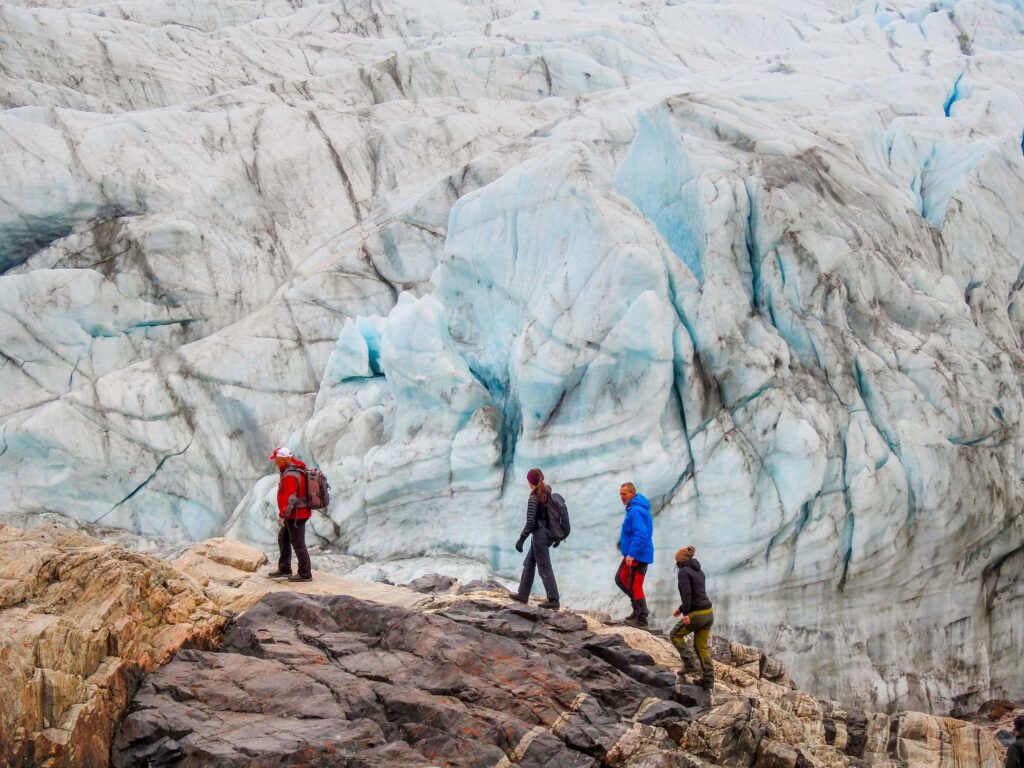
[170,536,429,615]
[0,529,429,767]
[113,587,1006,768]
[964,700,1024,747]
[0,525,226,767]
[1,527,1007,768]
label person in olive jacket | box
[670,545,714,689]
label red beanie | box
[526,468,543,485]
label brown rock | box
[180,536,268,573]
[170,538,428,615]
[757,739,800,768]
[596,615,1006,768]
[965,700,1024,747]
[886,711,1006,768]
[731,642,763,666]
[977,700,1018,721]
[0,525,225,768]
[1,529,1011,768]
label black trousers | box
[517,527,559,601]
[277,518,311,578]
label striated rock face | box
[113,588,1005,768]
[964,700,1024,748]
[0,524,226,768]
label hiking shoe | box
[267,569,292,578]
[509,593,529,604]
[624,616,649,628]
[538,600,560,610]
[288,575,313,582]
[675,672,710,690]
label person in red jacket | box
[267,447,312,582]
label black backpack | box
[545,493,570,541]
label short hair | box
[620,482,636,494]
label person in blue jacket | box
[615,482,654,627]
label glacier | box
[1,0,1023,714]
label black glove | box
[515,539,524,553]
[552,540,560,548]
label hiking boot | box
[288,574,313,582]
[624,615,649,628]
[693,678,714,690]
[267,569,292,578]
[538,599,560,610]
[509,593,529,604]
[635,598,650,624]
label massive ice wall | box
[1,0,1022,712]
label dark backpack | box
[287,466,332,510]
[304,467,331,510]
[545,493,570,541]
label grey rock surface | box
[114,592,683,766]
[112,591,1006,767]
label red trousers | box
[614,558,648,601]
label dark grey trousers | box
[517,527,559,601]
[277,518,311,579]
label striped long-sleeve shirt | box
[518,494,547,542]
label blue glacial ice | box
[0,0,1023,713]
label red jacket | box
[277,459,311,520]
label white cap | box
[268,446,293,460]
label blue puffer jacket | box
[619,494,654,564]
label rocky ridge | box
[112,588,1007,768]
[0,525,439,767]
[0,525,1009,767]
[0,525,225,767]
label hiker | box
[511,468,560,609]
[1007,715,1024,768]
[267,447,312,583]
[615,482,654,627]
[670,545,714,690]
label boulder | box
[404,573,457,594]
[0,525,225,767]
[170,538,429,615]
